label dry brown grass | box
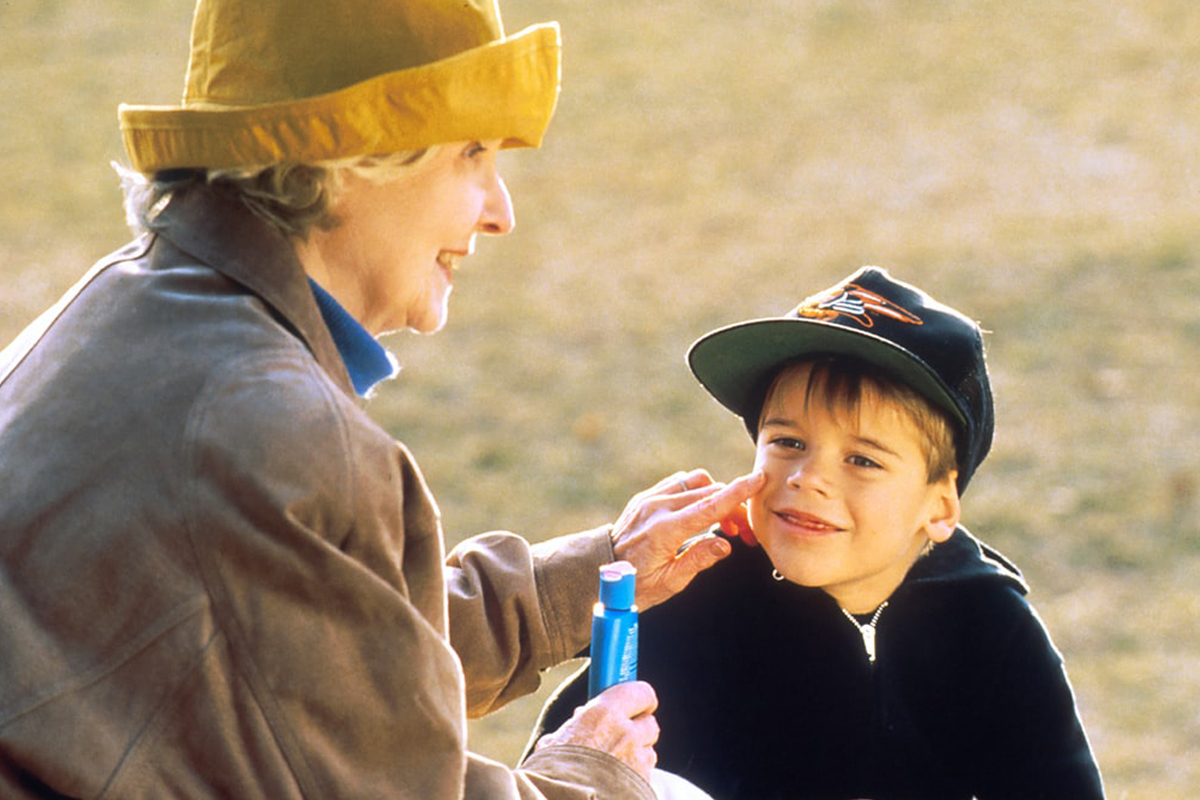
[3,1,1198,796]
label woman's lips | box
[436,251,464,276]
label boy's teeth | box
[437,252,462,271]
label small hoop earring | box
[771,569,785,582]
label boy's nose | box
[787,458,832,496]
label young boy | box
[535,267,1105,800]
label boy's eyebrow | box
[852,434,901,458]
[759,417,795,430]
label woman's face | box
[307,140,515,335]
[747,363,960,613]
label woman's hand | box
[611,469,764,610]
[533,681,660,782]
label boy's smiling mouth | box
[773,509,843,536]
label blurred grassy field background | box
[3,1,1198,796]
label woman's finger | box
[675,470,763,530]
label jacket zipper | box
[841,601,888,664]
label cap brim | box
[119,23,561,172]
[687,317,968,431]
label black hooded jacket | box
[534,528,1104,800]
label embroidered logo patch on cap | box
[795,283,923,329]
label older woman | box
[0,1,761,798]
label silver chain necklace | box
[841,601,889,664]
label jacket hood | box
[906,526,1028,595]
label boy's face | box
[747,362,960,614]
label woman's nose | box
[477,173,515,235]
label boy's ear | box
[924,472,961,544]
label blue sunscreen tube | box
[588,561,639,698]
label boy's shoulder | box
[906,526,1029,597]
[896,528,1055,659]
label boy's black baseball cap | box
[687,266,994,493]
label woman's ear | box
[923,471,961,544]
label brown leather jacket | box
[0,184,653,799]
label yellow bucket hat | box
[118,0,561,173]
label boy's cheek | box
[746,496,768,534]
[743,449,774,543]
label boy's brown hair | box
[759,356,958,487]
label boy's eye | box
[848,454,882,469]
[768,436,805,451]
[464,141,487,158]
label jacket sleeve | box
[179,350,650,800]
[446,527,615,717]
[971,596,1106,800]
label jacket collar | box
[147,183,357,399]
[308,278,398,396]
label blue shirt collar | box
[307,278,398,397]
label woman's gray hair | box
[117,148,436,239]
